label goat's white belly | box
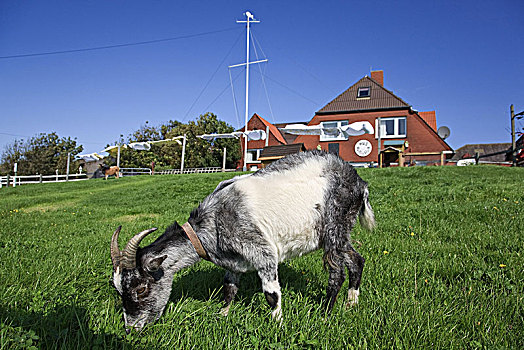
[235,160,327,262]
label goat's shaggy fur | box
[111,150,375,331]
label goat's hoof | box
[220,305,231,317]
[271,308,282,325]
[345,288,360,308]
[345,300,358,308]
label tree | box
[129,120,163,142]
[177,113,241,169]
[0,132,83,175]
[114,113,241,170]
[113,121,164,169]
[0,139,25,175]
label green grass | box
[0,166,522,349]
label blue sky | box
[1,0,523,155]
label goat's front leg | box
[258,267,282,321]
[220,271,240,316]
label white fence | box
[124,167,235,175]
[155,167,228,175]
[0,173,88,188]
[120,168,152,176]
[1,167,236,188]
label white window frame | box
[320,120,349,141]
[357,87,371,98]
[246,148,263,163]
[375,117,407,139]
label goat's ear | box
[145,255,167,272]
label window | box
[398,118,406,136]
[328,143,340,155]
[357,87,371,98]
[246,149,262,163]
[320,120,349,141]
[376,117,407,138]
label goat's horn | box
[120,228,158,269]
[111,226,122,270]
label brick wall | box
[294,109,451,164]
[239,114,286,169]
[370,70,384,86]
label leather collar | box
[181,222,210,261]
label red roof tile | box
[254,114,287,145]
[419,111,437,131]
[317,76,410,114]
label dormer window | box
[357,87,370,98]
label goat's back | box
[232,151,362,261]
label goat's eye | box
[146,265,159,273]
[136,286,147,297]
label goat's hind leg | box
[324,253,346,313]
[345,248,365,307]
[220,271,240,316]
[324,248,364,312]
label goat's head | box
[110,226,171,333]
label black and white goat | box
[110,150,375,332]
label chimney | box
[371,70,384,86]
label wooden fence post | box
[39,174,43,183]
[6,174,10,187]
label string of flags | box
[279,121,374,137]
[75,131,266,162]
[75,122,374,163]
[198,130,266,141]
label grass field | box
[0,166,522,349]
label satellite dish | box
[438,126,450,140]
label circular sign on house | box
[355,139,372,157]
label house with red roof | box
[238,113,289,170]
[240,70,453,169]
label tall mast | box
[243,13,252,172]
[231,11,266,171]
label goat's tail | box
[359,187,376,231]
